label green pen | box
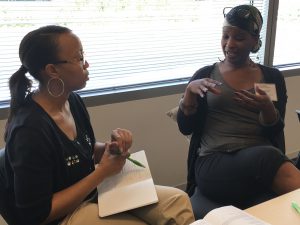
[127,154,146,168]
[291,202,300,214]
[110,148,146,168]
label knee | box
[272,161,300,194]
[155,186,195,225]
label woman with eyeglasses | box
[177,4,300,219]
[2,25,195,225]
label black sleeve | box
[7,127,54,224]
[177,65,214,135]
[261,67,287,152]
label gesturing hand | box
[110,128,133,153]
[98,142,129,178]
[233,86,276,114]
[186,78,222,98]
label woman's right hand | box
[96,142,128,178]
[186,78,222,98]
[181,78,222,113]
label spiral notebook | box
[97,150,158,217]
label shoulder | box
[5,103,56,156]
[11,98,50,130]
[6,95,54,142]
[259,64,284,82]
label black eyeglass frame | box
[51,52,86,65]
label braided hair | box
[5,25,72,141]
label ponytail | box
[4,25,72,141]
[5,65,32,141]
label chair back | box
[0,148,5,213]
[0,148,12,224]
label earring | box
[251,39,262,53]
[47,78,64,97]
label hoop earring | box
[47,78,64,98]
[218,57,225,62]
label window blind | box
[0,0,265,104]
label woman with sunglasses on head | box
[177,4,300,219]
[2,25,195,225]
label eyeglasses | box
[52,52,86,66]
[223,7,233,18]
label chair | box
[295,155,300,169]
[0,148,13,224]
[0,148,6,215]
[295,110,300,169]
[190,186,277,219]
[190,187,223,219]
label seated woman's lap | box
[60,202,148,225]
[129,185,194,225]
[194,145,288,205]
[60,185,194,225]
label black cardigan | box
[177,63,288,196]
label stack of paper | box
[190,205,271,225]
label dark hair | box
[5,25,72,140]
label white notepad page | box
[190,205,271,225]
[97,150,158,217]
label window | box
[273,0,300,68]
[0,0,297,108]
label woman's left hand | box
[233,86,275,114]
[110,128,133,153]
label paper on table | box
[189,206,271,225]
[97,150,158,217]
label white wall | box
[87,93,190,186]
[283,76,300,158]
[0,76,299,188]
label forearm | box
[259,103,278,125]
[179,98,198,116]
[177,106,199,135]
[180,88,199,116]
[42,167,106,224]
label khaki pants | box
[60,185,195,225]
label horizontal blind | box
[0,0,265,104]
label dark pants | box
[194,145,288,207]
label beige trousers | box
[60,185,195,225]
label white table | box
[245,189,300,225]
